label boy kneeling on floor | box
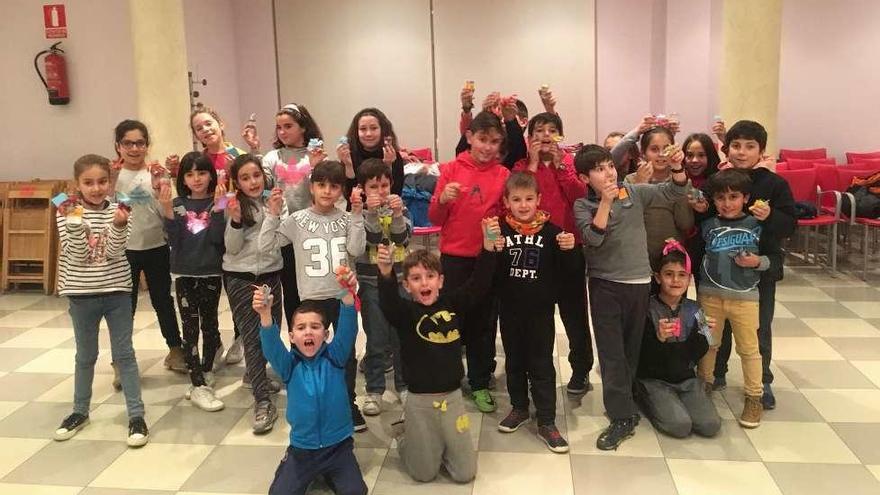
[255,269,367,495]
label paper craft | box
[749,199,769,212]
[337,136,348,147]
[67,205,84,225]
[215,192,235,211]
[307,138,324,152]
[465,80,475,91]
[695,309,713,344]
[334,265,362,311]
[255,284,272,307]
[51,192,69,207]
[262,189,272,199]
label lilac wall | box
[777,0,880,160]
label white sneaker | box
[362,394,382,416]
[211,344,226,372]
[189,385,225,412]
[225,337,244,365]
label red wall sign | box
[43,4,67,39]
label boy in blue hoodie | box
[255,270,367,495]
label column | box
[718,0,783,154]
[129,0,192,159]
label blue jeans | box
[69,293,145,418]
[359,283,405,394]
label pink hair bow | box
[662,238,692,274]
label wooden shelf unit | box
[1,182,61,294]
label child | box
[573,144,689,450]
[603,131,625,150]
[255,271,368,495]
[375,220,501,482]
[256,103,324,327]
[636,241,721,439]
[54,154,148,447]
[259,160,368,430]
[341,108,405,196]
[512,112,594,395]
[159,152,228,412]
[354,158,412,415]
[111,120,185,375]
[187,104,248,365]
[696,169,770,428]
[681,133,721,189]
[429,111,510,413]
[624,124,694,273]
[223,154,285,433]
[708,121,796,410]
[454,87,528,169]
[495,172,576,452]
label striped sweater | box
[56,203,132,296]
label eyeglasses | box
[120,140,148,149]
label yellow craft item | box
[749,199,770,211]
[617,187,629,200]
[433,400,448,412]
[455,414,470,433]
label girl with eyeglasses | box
[112,120,186,379]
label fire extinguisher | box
[34,42,70,105]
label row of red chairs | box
[776,163,880,279]
[780,147,880,164]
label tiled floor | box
[0,264,879,494]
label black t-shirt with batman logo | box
[378,250,496,394]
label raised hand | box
[440,182,462,204]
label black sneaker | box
[127,416,149,447]
[537,424,570,453]
[596,416,637,451]
[566,374,593,395]
[497,408,531,433]
[352,407,368,433]
[712,375,727,391]
[54,413,89,441]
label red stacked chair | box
[845,151,880,164]
[780,148,827,161]
[776,167,842,273]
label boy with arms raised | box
[375,219,502,482]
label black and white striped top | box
[56,203,132,296]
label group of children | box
[50,81,795,492]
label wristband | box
[670,167,685,173]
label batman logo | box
[416,310,461,344]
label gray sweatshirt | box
[259,206,365,300]
[222,198,285,275]
[573,180,687,282]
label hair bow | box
[662,238,691,274]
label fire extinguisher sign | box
[43,4,68,39]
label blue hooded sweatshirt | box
[260,301,356,450]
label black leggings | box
[175,276,222,387]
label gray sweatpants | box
[637,377,721,438]
[398,390,476,483]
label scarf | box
[505,210,550,235]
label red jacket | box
[429,152,510,257]
[512,155,586,243]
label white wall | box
[596,0,655,140]
[231,0,278,151]
[433,0,596,160]
[274,0,435,156]
[664,0,715,139]
[777,0,880,160]
[0,0,137,181]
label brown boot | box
[739,395,763,428]
[164,346,187,373]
